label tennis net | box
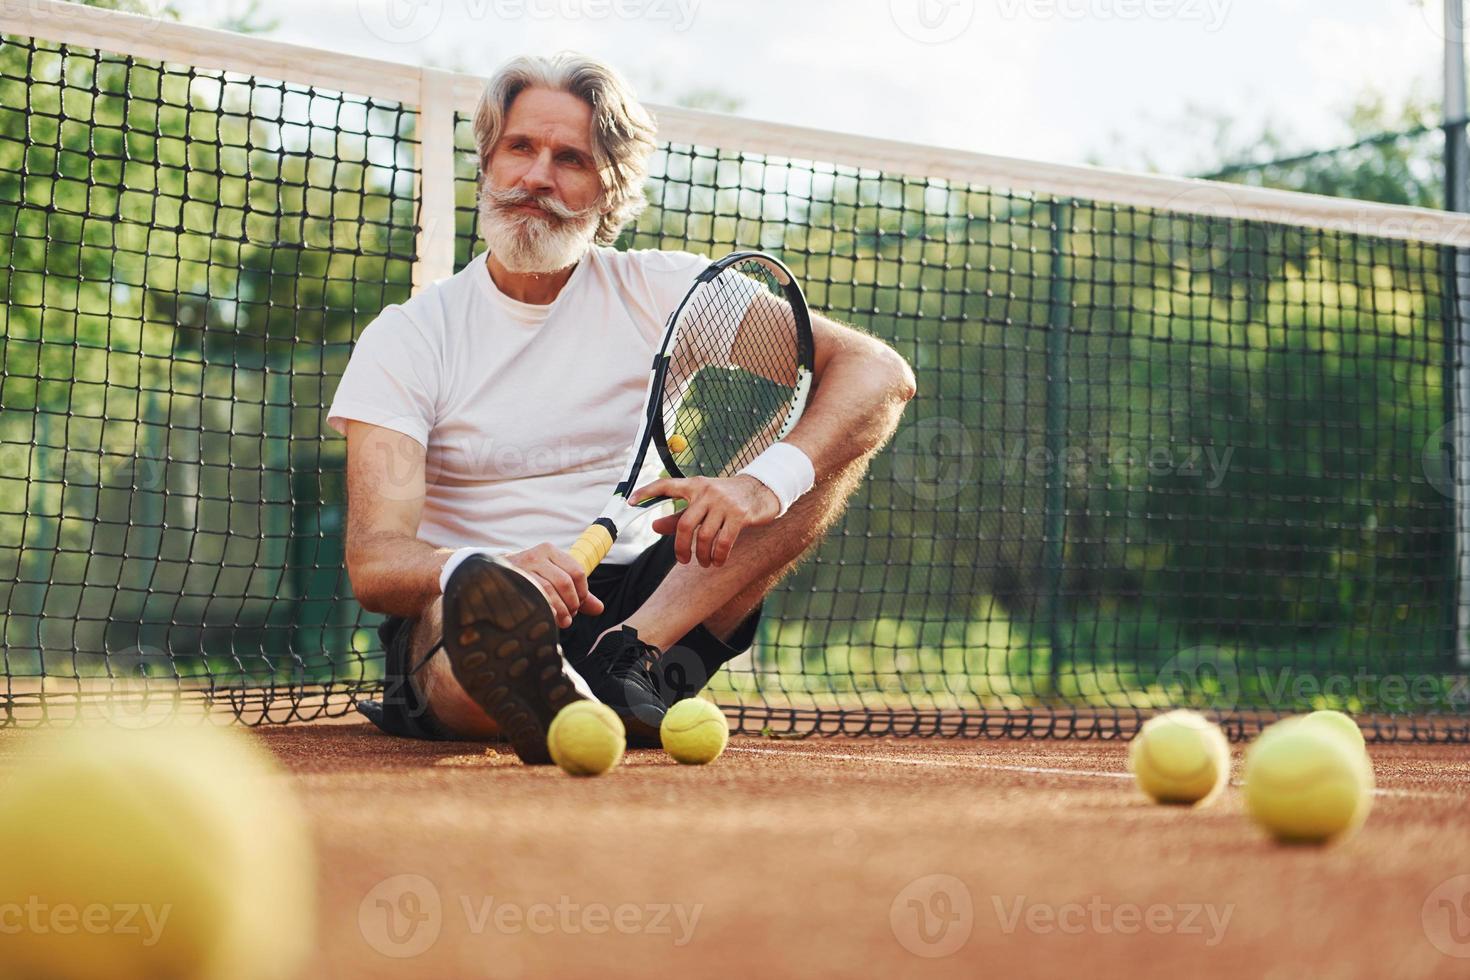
[3,2,1469,740]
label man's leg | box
[623,450,876,649]
[402,556,592,761]
[404,599,502,740]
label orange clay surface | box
[248,721,1470,979]
[3,719,1468,978]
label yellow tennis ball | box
[0,724,314,980]
[660,697,729,765]
[548,701,626,776]
[1127,709,1231,806]
[1243,722,1373,844]
[1300,709,1366,755]
[667,433,689,453]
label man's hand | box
[634,475,781,568]
[502,543,606,627]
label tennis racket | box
[568,250,816,575]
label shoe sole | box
[442,556,583,764]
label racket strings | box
[662,262,800,478]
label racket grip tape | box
[569,519,617,576]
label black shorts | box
[359,534,762,741]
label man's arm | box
[637,313,916,566]
[343,421,605,625]
[343,421,451,618]
[780,312,917,478]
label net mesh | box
[2,18,1468,739]
[0,31,415,724]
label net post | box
[1446,0,1470,668]
[1043,200,1073,693]
[415,68,459,290]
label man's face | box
[479,88,605,274]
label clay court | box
[6,5,1470,979]
[225,720,1470,979]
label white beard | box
[478,187,601,274]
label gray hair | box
[473,53,658,247]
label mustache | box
[483,186,599,223]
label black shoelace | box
[606,634,662,694]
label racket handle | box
[569,520,616,576]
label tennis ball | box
[667,433,689,453]
[1243,721,1373,844]
[660,697,729,765]
[0,724,314,980]
[1300,709,1366,755]
[547,701,626,776]
[1127,709,1231,806]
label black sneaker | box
[577,625,668,746]
[441,554,590,764]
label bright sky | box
[182,0,1445,175]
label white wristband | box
[439,547,501,593]
[739,442,815,518]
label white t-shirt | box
[328,247,709,564]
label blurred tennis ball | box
[1300,709,1366,755]
[0,724,314,980]
[1243,720,1373,844]
[1127,709,1231,806]
[547,701,626,776]
[667,433,688,453]
[660,698,729,765]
